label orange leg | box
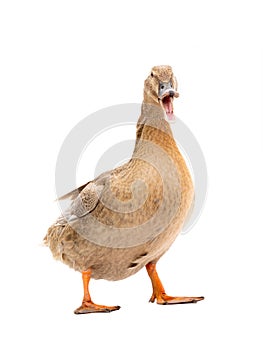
[74,269,120,314]
[146,262,204,305]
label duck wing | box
[55,170,112,225]
[56,182,104,225]
[57,168,112,201]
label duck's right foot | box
[74,270,120,314]
[74,301,120,314]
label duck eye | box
[161,85,164,90]
[151,72,154,77]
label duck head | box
[143,65,179,122]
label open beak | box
[159,87,179,122]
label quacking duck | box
[44,65,204,314]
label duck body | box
[45,106,193,281]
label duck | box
[44,65,204,314]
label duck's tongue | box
[162,96,175,122]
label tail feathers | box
[43,224,65,247]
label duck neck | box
[134,102,174,149]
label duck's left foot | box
[149,293,204,305]
[146,262,204,306]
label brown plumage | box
[44,65,204,314]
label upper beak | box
[158,84,179,100]
[169,89,179,98]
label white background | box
[0,1,262,349]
